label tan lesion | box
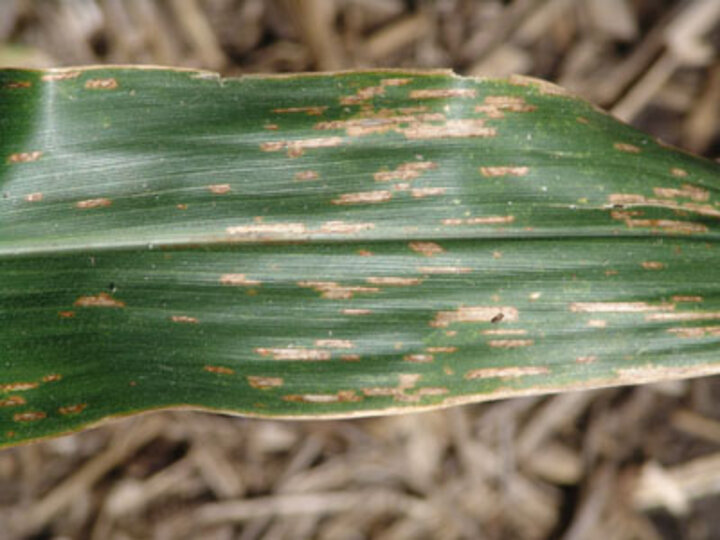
[474,95,536,118]
[317,221,375,234]
[365,277,422,286]
[671,296,702,303]
[13,411,47,422]
[431,306,519,327]
[338,78,412,105]
[416,266,471,275]
[7,151,42,163]
[481,329,527,336]
[294,170,319,181]
[0,382,38,391]
[426,346,457,353]
[646,312,720,322]
[272,106,328,115]
[4,80,32,89]
[652,185,710,202]
[247,376,284,389]
[84,78,118,90]
[487,339,534,348]
[76,198,112,209]
[220,274,261,286]
[226,222,307,238]
[207,184,231,194]
[408,241,444,256]
[409,88,476,99]
[170,315,198,324]
[341,308,373,316]
[402,119,495,140]
[613,142,641,154]
[403,354,434,363]
[58,403,87,415]
[411,187,446,198]
[283,390,362,403]
[442,215,515,225]
[667,326,720,338]
[607,193,715,233]
[465,365,548,380]
[259,136,343,158]
[479,166,529,177]
[315,339,354,349]
[363,373,447,403]
[332,190,392,205]
[0,396,26,407]
[41,71,81,82]
[255,347,331,361]
[204,365,235,375]
[74,293,125,308]
[298,281,380,300]
[373,161,437,182]
[570,302,674,313]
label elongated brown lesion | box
[204,365,235,375]
[0,396,26,407]
[332,190,392,205]
[7,151,42,163]
[76,198,112,209]
[74,293,125,308]
[570,302,673,313]
[409,241,444,256]
[259,136,343,157]
[255,347,331,361]
[283,390,362,403]
[479,166,529,177]
[58,403,87,415]
[365,277,422,286]
[315,339,354,349]
[298,281,379,299]
[220,274,261,286]
[475,96,536,118]
[431,306,519,327]
[84,78,118,90]
[247,376,284,389]
[13,411,47,422]
[465,366,548,380]
[442,215,515,225]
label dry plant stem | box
[683,63,720,154]
[16,415,166,535]
[286,0,345,70]
[611,52,679,122]
[168,0,226,70]
[634,452,720,514]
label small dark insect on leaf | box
[491,313,504,323]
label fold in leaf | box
[1,67,718,448]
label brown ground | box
[1,1,719,539]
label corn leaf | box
[1,67,718,448]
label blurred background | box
[1,1,719,539]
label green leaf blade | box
[1,67,718,447]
